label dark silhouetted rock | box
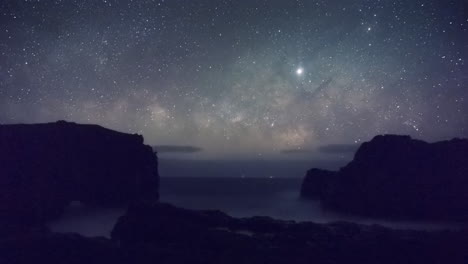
[2,202,468,263]
[110,202,468,264]
[300,168,337,199]
[0,229,123,264]
[0,121,159,227]
[301,135,468,221]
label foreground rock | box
[111,203,468,263]
[0,229,123,264]
[3,203,467,264]
[301,135,468,221]
[0,121,159,227]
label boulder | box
[0,121,159,226]
[301,135,468,220]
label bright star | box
[296,67,304,75]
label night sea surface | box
[49,159,466,237]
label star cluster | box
[1,0,467,158]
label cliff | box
[0,121,159,227]
[301,135,468,220]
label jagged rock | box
[0,121,159,227]
[301,135,468,220]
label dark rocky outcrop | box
[300,168,337,199]
[301,135,468,221]
[2,202,468,263]
[109,202,468,264]
[0,121,159,227]
[0,229,123,264]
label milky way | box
[1,0,467,158]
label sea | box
[49,159,465,237]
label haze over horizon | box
[1,0,467,159]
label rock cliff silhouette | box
[301,135,468,220]
[0,121,159,228]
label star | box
[296,67,304,76]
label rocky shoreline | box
[2,202,468,264]
[2,122,468,263]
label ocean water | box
[49,176,465,237]
[159,177,331,221]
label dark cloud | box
[318,144,360,155]
[153,145,202,153]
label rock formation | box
[300,168,337,199]
[301,135,468,220]
[109,202,468,264]
[2,125,468,263]
[3,203,468,264]
[0,121,159,226]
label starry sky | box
[1,0,467,159]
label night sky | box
[1,0,467,159]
